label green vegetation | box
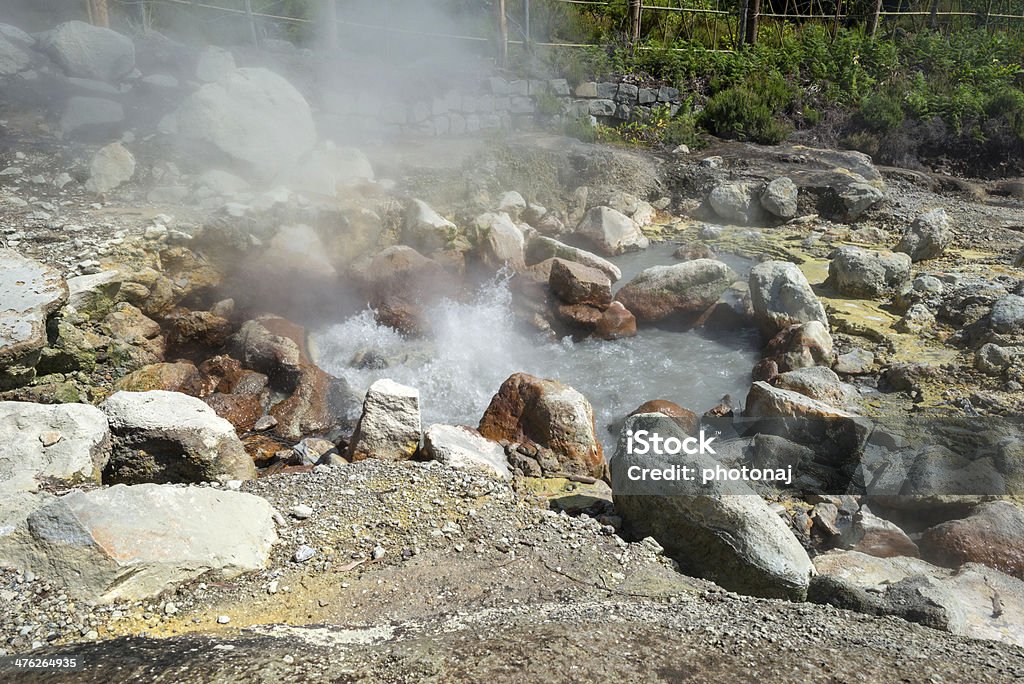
[538,16,1024,173]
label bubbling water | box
[312,252,760,450]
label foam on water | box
[312,249,761,449]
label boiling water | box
[311,245,760,449]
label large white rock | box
[84,142,135,194]
[9,484,277,602]
[613,413,815,600]
[403,199,457,253]
[526,235,622,282]
[172,67,316,180]
[99,390,256,484]
[827,246,911,298]
[748,260,828,337]
[475,212,526,272]
[38,21,135,82]
[422,424,511,480]
[348,379,421,461]
[0,249,68,389]
[575,206,649,255]
[0,402,110,494]
[613,259,735,323]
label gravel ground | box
[4,460,1024,683]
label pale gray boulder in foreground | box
[9,484,277,602]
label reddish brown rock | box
[920,501,1024,578]
[848,508,920,559]
[556,303,603,330]
[168,309,233,349]
[269,365,356,441]
[762,321,834,372]
[243,434,290,467]
[479,373,603,478]
[594,301,637,340]
[229,315,309,388]
[629,399,699,435]
[204,392,262,433]
[744,381,857,419]
[548,258,612,308]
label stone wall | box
[319,76,687,138]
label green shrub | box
[699,84,791,145]
[859,93,905,133]
[987,89,1024,140]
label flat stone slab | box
[0,249,68,388]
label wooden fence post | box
[496,0,508,68]
[90,0,109,28]
[868,0,883,36]
[629,0,642,45]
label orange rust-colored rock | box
[478,372,603,478]
[204,392,262,433]
[594,301,637,340]
[629,400,699,435]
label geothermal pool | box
[311,244,760,448]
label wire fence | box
[109,0,1024,57]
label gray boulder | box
[613,413,815,600]
[897,209,952,262]
[748,260,828,337]
[709,181,763,225]
[38,21,135,82]
[827,246,911,298]
[99,390,255,484]
[172,67,316,180]
[745,381,857,419]
[0,249,68,389]
[814,549,1024,647]
[84,142,135,194]
[422,424,511,480]
[348,379,422,461]
[760,177,799,219]
[773,366,853,406]
[839,181,885,220]
[525,236,622,282]
[614,259,735,323]
[403,199,457,253]
[8,484,277,603]
[475,212,525,272]
[0,402,110,494]
[0,34,31,75]
[575,206,649,255]
[59,96,125,137]
[548,258,611,308]
[990,295,1024,335]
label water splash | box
[312,272,759,448]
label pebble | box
[372,545,386,560]
[294,545,316,563]
[38,431,62,447]
[290,505,314,520]
[254,415,278,431]
[217,616,231,624]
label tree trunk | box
[91,0,109,28]
[744,0,761,45]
